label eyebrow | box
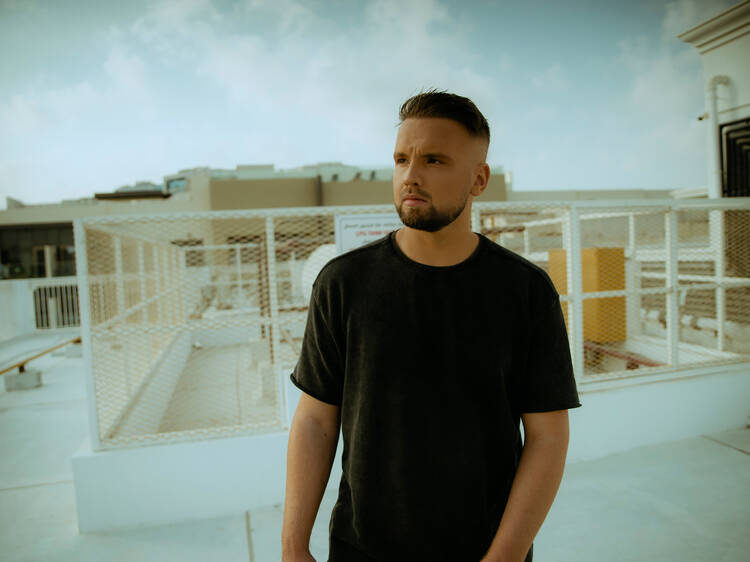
[423,152,452,161]
[393,151,453,161]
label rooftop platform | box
[1,340,748,561]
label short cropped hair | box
[398,90,490,144]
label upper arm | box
[290,282,345,406]
[294,391,340,433]
[521,409,569,444]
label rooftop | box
[1,333,748,561]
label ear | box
[471,163,490,197]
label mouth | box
[402,194,428,205]
[403,197,427,207]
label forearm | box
[282,411,339,558]
[482,430,569,562]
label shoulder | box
[313,233,392,290]
[479,234,560,303]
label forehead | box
[394,117,472,151]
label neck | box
[395,215,478,267]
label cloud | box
[618,37,702,117]
[1,0,501,205]
[119,0,496,158]
[0,82,100,139]
[244,0,318,34]
[531,64,567,92]
[608,1,722,189]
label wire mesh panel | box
[77,207,396,449]
[478,200,750,381]
[479,204,567,271]
[76,201,750,449]
[722,208,750,355]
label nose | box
[402,162,421,187]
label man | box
[282,91,580,561]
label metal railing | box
[74,199,750,449]
[29,276,80,330]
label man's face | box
[393,117,487,232]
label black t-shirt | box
[291,231,581,561]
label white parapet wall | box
[0,279,37,341]
[569,363,750,462]
[73,375,344,533]
[72,363,749,533]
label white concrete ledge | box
[73,428,288,533]
[570,364,750,462]
[73,364,748,533]
[73,377,343,533]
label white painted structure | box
[679,0,750,198]
[70,198,750,532]
[71,361,750,532]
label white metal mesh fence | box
[75,200,750,449]
[478,201,750,380]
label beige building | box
[0,162,509,279]
[1,158,678,281]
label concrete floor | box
[1,343,749,561]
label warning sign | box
[335,213,403,255]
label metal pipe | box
[707,75,729,199]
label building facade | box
[1,162,509,279]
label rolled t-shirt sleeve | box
[290,283,344,406]
[518,295,581,413]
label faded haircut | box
[398,90,490,144]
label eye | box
[426,157,441,164]
[395,157,407,164]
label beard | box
[395,191,470,232]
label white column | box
[710,209,727,351]
[626,213,642,338]
[153,246,162,327]
[162,246,171,328]
[706,76,729,199]
[43,245,55,278]
[236,243,243,308]
[114,238,131,397]
[114,238,126,319]
[265,217,285,424]
[73,220,102,450]
[567,205,584,382]
[665,209,680,366]
[138,241,147,325]
[471,207,480,233]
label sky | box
[0,0,739,207]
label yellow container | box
[548,247,626,343]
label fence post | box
[665,208,680,366]
[138,241,147,325]
[152,246,162,329]
[265,216,285,425]
[626,212,642,338]
[471,207,480,233]
[710,209,726,351]
[235,242,243,308]
[265,217,281,361]
[567,205,585,381]
[114,238,126,319]
[73,220,102,451]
